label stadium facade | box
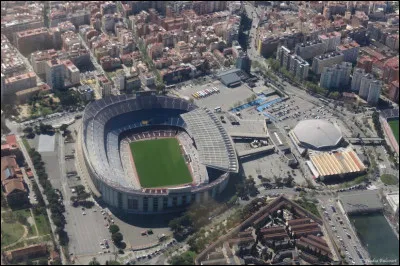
[80,91,238,214]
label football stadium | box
[80,91,238,214]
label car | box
[82,212,86,215]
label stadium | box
[80,91,238,214]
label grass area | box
[340,174,368,188]
[1,222,25,248]
[381,174,399,186]
[294,199,321,218]
[33,213,51,236]
[388,119,399,144]
[130,138,192,188]
[14,209,37,237]
[21,137,32,151]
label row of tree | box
[28,147,69,246]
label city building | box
[15,84,51,104]
[319,62,352,91]
[388,80,399,103]
[356,56,373,73]
[312,52,344,75]
[77,85,94,102]
[295,40,326,60]
[351,68,366,92]
[277,46,310,80]
[63,60,80,86]
[318,31,341,52]
[45,59,65,90]
[4,72,37,95]
[336,41,360,63]
[235,54,251,74]
[97,74,112,97]
[382,56,399,85]
[1,156,28,207]
[15,27,53,55]
[5,244,47,263]
[366,80,382,105]
[358,73,382,105]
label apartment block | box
[318,31,341,52]
[295,40,326,60]
[319,62,352,91]
[336,41,360,63]
[312,52,344,75]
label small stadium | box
[380,108,399,154]
[80,91,238,214]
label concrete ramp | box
[230,132,268,139]
[237,145,275,158]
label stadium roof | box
[181,108,238,173]
[309,148,366,177]
[292,119,343,150]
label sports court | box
[129,138,192,188]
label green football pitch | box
[129,138,192,188]
[388,119,399,144]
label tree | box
[60,124,69,132]
[111,232,123,244]
[169,251,196,265]
[89,257,101,265]
[109,224,120,234]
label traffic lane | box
[321,200,365,264]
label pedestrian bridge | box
[237,145,275,158]
[230,132,269,139]
[345,137,384,144]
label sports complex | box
[80,91,238,214]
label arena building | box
[79,91,238,214]
[289,119,344,154]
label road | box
[78,34,106,99]
[319,196,370,265]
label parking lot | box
[20,110,82,128]
[177,81,256,112]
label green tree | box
[109,224,120,234]
[89,257,101,265]
[111,232,123,244]
[169,251,196,265]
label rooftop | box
[292,119,343,150]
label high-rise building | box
[336,41,360,63]
[351,68,365,92]
[236,54,251,74]
[277,46,309,80]
[45,59,65,90]
[366,80,382,105]
[289,55,309,80]
[319,62,352,91]
[318,31,341,52]
[357,73,382,104]
[276,45,291,70]
[312,52,344,75]
[294,40,326,60]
